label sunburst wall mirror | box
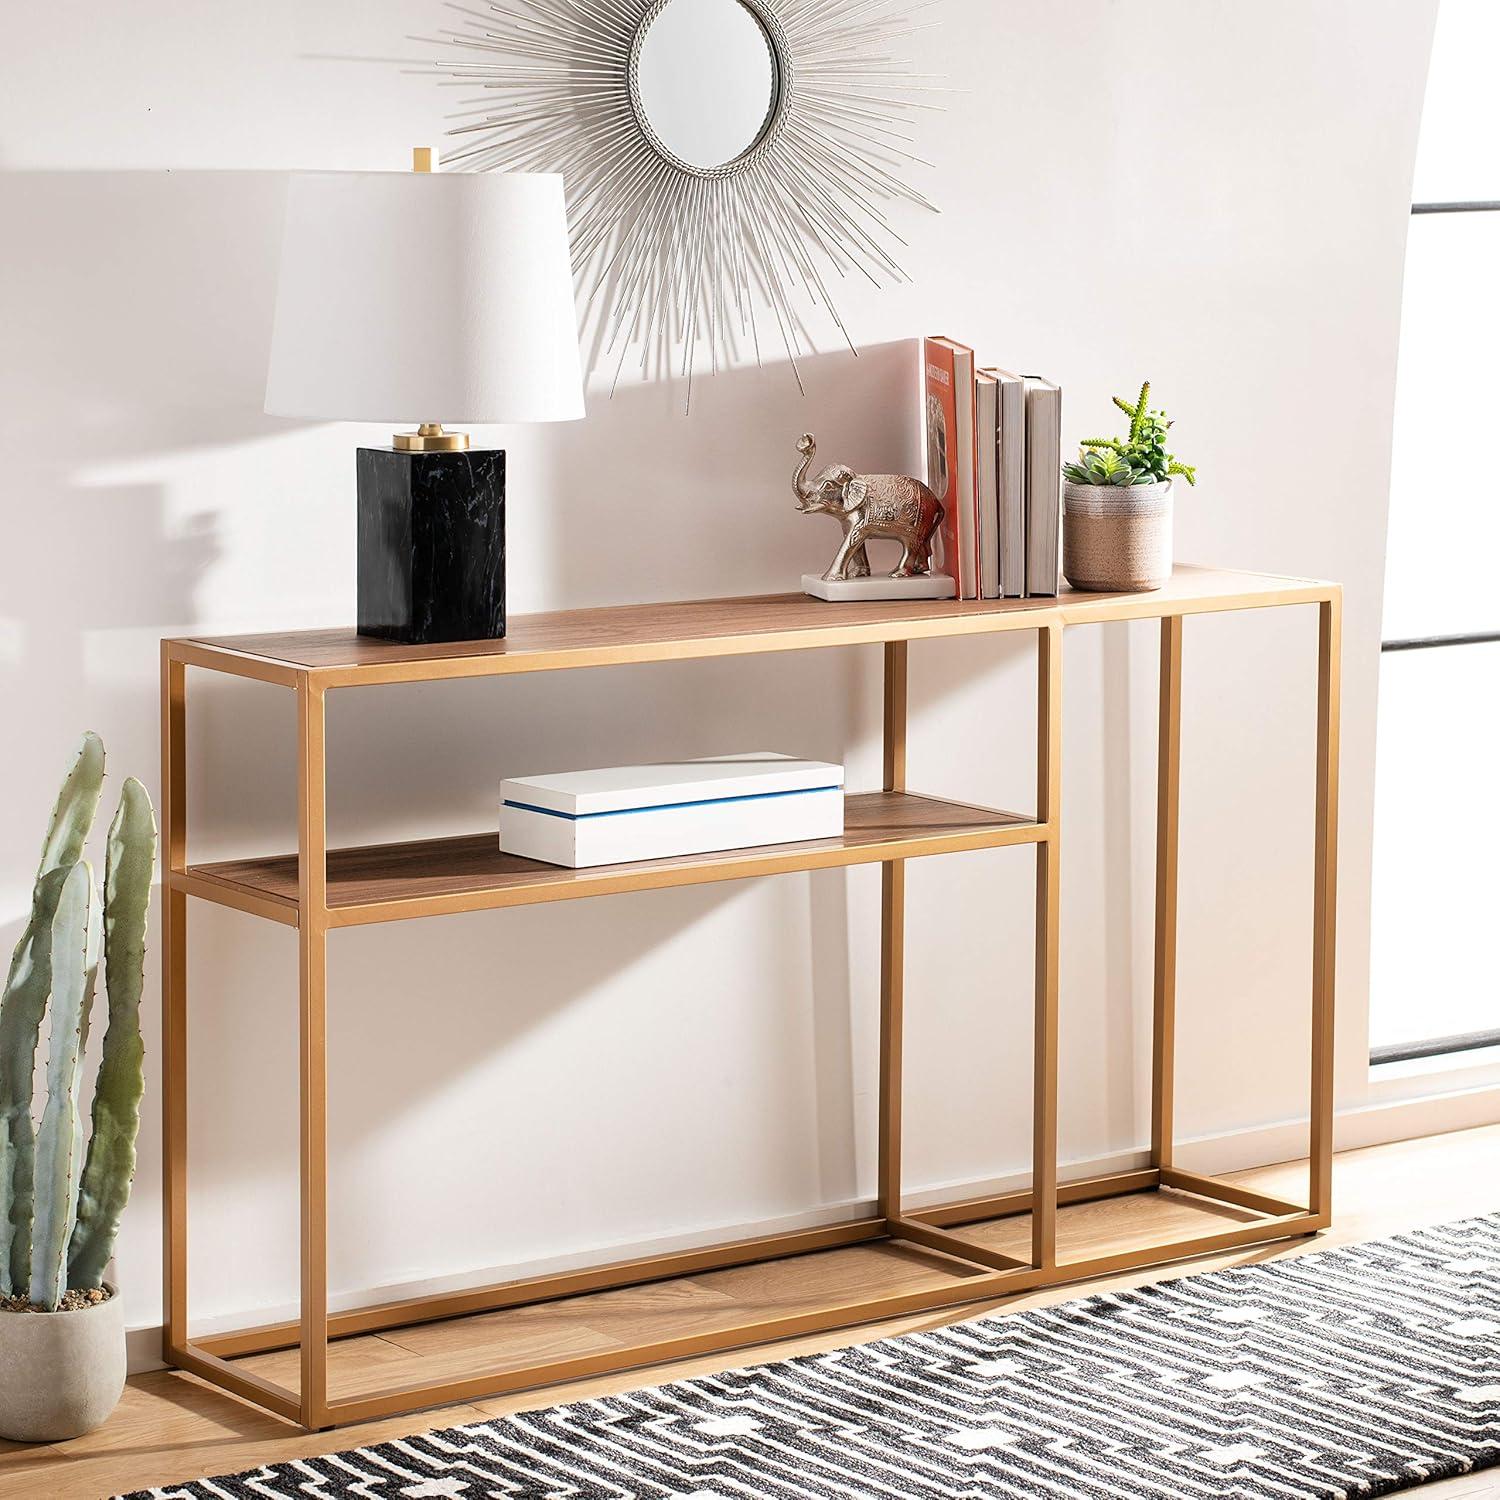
[430,0,939,401]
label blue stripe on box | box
[503,785,843,821]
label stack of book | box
[923,336,1062,600]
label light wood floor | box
[3,1124,1496,1499]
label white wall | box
[0,0,1441,1350]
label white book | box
[975,372,1000,599]
[1024,376,1062,598]
[500,752,845,868]
[987,368,1027,599]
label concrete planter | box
[1063,478,1173,592]
[0,1284,126,1441]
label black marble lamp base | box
[356,447,506,644]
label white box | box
[499,752,845,868]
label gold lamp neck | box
[389,153,470,452]
[393,422,470,453]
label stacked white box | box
[499,752,844,868]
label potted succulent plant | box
[1061,381,1197,592]
[0,733,156,1442]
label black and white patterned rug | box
[125,1213,1500,1499]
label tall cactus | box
[0,733,105,1295]
[0,735,156,1307]
[69,780,156,1289]
[28,862,95,1310]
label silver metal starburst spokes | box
[426,0,940,400]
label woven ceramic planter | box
[1063,478,1173,592]
[0,1284,125,1441]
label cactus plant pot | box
[0,1284,125,1441]
[1063,478,1173,593]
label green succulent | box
[1061,448,1150,487]
[1064,380,1198,488]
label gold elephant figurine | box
[793,434,945,583]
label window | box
[1369,0,1500,1069]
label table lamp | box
[264,153,584,644]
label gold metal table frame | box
[160,565,1340,1430]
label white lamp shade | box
[265,171,584,425]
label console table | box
[160,563,1340,1431]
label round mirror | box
[635,0,778,171]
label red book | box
[923,336,978,598]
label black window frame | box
[1372,195,1500,1067]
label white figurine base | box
[802,572,955,602]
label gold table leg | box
[1152,616,1183,1170]
[1310,597,1341,1220]
[1032,624,1061,1269]
[161,647,189,1360]
[878,642,907,1221]
[298,678,331,1429]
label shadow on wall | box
[0,171,288,812]
[0,175,288,1323]
[523,338,925,609]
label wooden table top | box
[171,565,1337,686]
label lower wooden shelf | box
[173,1169,1321,1429]
[175,791,1042,928]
